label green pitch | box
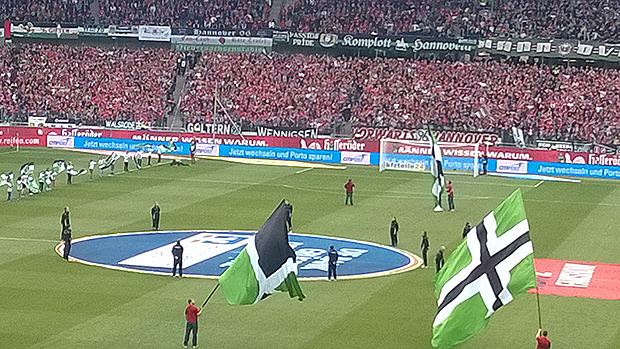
[0,147,619,348]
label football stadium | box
[1,2,620,348]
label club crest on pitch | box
[55,230,421,279]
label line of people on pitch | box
[1,160,91,202]
[4,150,163,202]
[98,150,165,177]
[117,150,159,174]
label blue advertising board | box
[74,137,190,155]
[69,137,620,180]
[379,153,478,171]
[219,145,341,164]
[528,161,620,180]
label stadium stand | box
[97,0,271,27]
[1,43,618,144]
[1,0,617,40]
[0,46,16,118]
[2,44,177,125]
[0,0,93,24]
[181,52,620,144]
[280,0,620,39]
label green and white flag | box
[219,200,305,305]
[0,172,13,187]
[99,153,120,170]
[21,162,35,176]
[157,141,178,154]
[44,170,53,189]
[25,175,40,194]
[52,160,66,174]
[432,189,536,348]
[428,126,444,209]
[68,168,88,176]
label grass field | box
[1,147,619,348]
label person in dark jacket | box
[61,227,72,261]
[151,202,161,230]
[172,240,184,277]
[61,207,70,234]
[421,231,430,268]
[463,221,471,239]
[327,245,338,281]
[435,246,445,272]
[389,217,399,247]
[284,200,293,232]
[190,140,197,164]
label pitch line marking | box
[535,181,544,188]
[310,172,540,188]
[296,167,314,174]
[0,236,58,243]
[0,149,20,156]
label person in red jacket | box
[446,180,455,212]
[184,299,202,348]
[536,329,551,349]
[344,179,355,205]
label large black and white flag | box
[428,126,444,211]
[219,200,305,305]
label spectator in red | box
[344,178,355,205]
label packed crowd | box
[2,44,620,144]
[1,44,177,124]
[0,47,14,118]
[0,0,92,24]
[280,0,620,40]
[182,52,620,145]
[98,0,272,28]
[2,0,619,40]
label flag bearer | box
[123,152,130,171]
[183,299,202,348]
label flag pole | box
[201,283,220,309]
[535,284,542,329]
